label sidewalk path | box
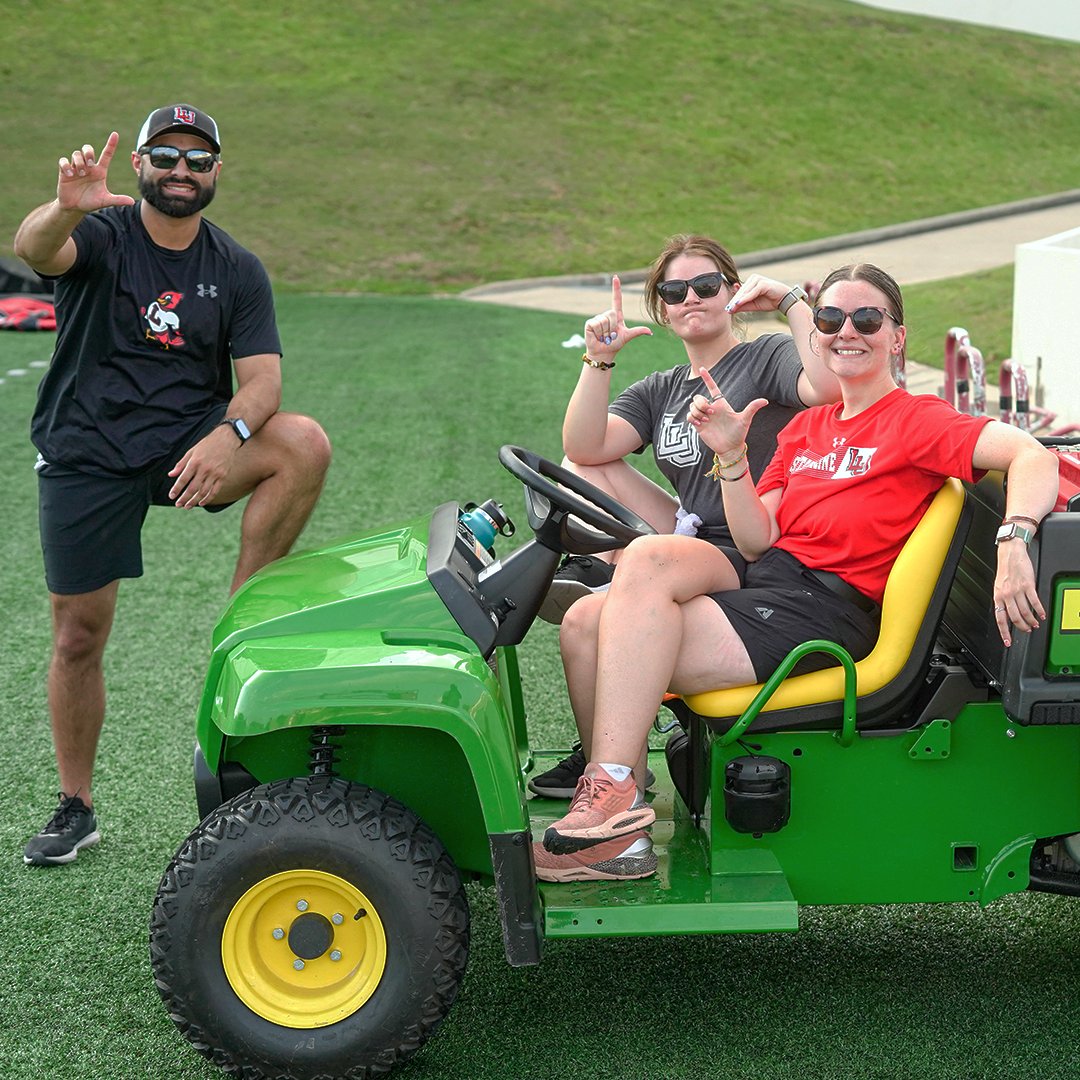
[462,193,1080,416]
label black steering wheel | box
[498,445,656,554]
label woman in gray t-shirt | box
[539,234,842,629]
[530,234,845,799]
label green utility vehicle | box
[151,442,1080,1080]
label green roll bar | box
[716,640,858,748]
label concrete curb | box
[460,189,1080,298]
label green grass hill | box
[4,0,1079,293]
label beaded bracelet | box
[706,446,748,482]
[582,352,615,370]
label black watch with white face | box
[221,417,251,444]
[995,521,1034,546]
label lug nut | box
[296,899,309,911]
[330,950,342,962]
[293,959,305,971]
[331,913,344,925]
[272,928,285,940]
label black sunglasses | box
[812,305,900,336]
[138,145,219,174]
[657,272,728,305]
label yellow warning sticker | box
[1063,589,1080,631]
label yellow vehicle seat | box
[682,477,971,734]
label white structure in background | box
[1012,229,1080,423]
[852,1,1080,426]
[854,1,1080,43]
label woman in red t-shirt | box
[534,262,1060,884]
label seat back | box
[682,478,971,732]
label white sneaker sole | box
[24,829,101,866]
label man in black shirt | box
[14,104,332,865]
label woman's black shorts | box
[708,547,881,683]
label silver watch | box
[778,285,808,316]
[995,521,1034,546]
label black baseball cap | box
[136,104,221,154]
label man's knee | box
[50,593,115,665]
[275,414,332,478]
[251,413,331,489]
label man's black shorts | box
[37,407,231,595]
[709,547,881,683]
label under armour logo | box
[755,606,774,620]
[833,436,847,449]
[197,283,218,298]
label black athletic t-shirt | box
[31,203,282,476]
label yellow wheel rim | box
[221,868,388,1028]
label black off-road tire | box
[150,776,470,1080]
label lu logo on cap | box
[136,103,221,153]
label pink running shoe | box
[533,829,657,882]
[543,763,655,854]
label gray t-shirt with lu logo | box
[608,333,804,542]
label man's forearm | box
[227,362,284,435]
[14,201,84,273]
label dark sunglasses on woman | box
[812,306,900,336]
[657,271,728,305]
[138,145,219,174]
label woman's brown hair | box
[643,234,741,325]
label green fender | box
[195,628,529,876]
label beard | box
[138,171,217,218]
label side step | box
[539,821,798,939]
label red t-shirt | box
[756,389,991,603]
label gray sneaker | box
[24,792,100,866]
[537,556,615,624]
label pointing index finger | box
[97,131,120,170]
[700,368,722,400]
[612,274,623,322]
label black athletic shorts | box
[709,547,881,683]
[37,406,231,595]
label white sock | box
[597,762,632,783]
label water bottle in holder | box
[460,499,515,553]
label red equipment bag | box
[0,296,56,331]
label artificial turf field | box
[3,294,1080,1080]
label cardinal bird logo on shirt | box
[142,291,184,348]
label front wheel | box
[150,776,470,1080]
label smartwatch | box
[778,285,808,316]
[220,417,251,444]
[994,521,1034,546]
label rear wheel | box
[150,776,470,1079]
